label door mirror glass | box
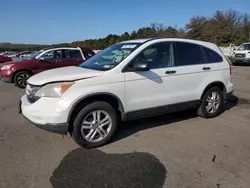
[38,57,45,61]
[133,60,149,71]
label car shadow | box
[113,96,239,144]
[112,109,197,143]
[224,94,239,110]
[50,148,167,188]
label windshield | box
[237,44,250,51]
[24,50,44,60]
[79,43,141,71]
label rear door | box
[165,41,206,102]
[62,49,84,66]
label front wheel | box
[14,71,31,88]
[197,87,223,118]
[72,101,118,148]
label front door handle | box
[203,67,211,70]
[165,70,176,74]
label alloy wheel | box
[205,91,220,113]
[17,73,29,88]
[80,110,112,142]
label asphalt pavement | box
[1,66,250,188]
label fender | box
[67,92,125,123]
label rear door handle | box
[203,67,211,70]
[165,70,176,74]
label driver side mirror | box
[38,57,45,62]
[133,60,149,71]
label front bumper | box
[232,57,250,64]
[20,95,71,135]
[0,75,11,83]
[0,69,13,83]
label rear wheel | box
[198,87,223,118]
[72,101,118,148]
[14,71,31,89]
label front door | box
[36,49,63,73]
[124,41,205,114]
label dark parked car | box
[0,47,95,88]
[0,55,12,63]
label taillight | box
[225,56,232,75]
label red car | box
[0,47,95,88]
[0,55,12,64]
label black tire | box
[14,71,31,89]
[72,101,118,148]
[197,87,223,118]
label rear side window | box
[63,50,82,59]
[202,47,223,63]
[175,42,205,66]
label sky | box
[0,0,249,44]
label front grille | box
[235,53,246,58]
[26,84,40,103]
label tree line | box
[1,9,249,52]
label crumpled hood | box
[28,66,104,86]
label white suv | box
[20,38,233,148]
[231,43,250,65]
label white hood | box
[28,66,104,85]
[234,50,250,54]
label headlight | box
[35,82,74,98]
[1,64,14,70]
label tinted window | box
[63,50,82,59]
[132,42,174,69]
[40,50,62,60]
[202,47,222,63]
[175,42,205,66]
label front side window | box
[79,43,141,71]
[40,50,62,60]
[202,47,223,63]
[175,42,205,66]
[63,49,82,59]
[131,42,174,69]
[25,50,44,60]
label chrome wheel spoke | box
[206,103,213,112]
[86,129,96,140]
[83,120,94,125]
[212,92,216,100]
[100,117,111,127]
[206,98,213,103]
[212,104,217,113]
[81,125,93,129]
[97,110,101,122]
[97,127,107,138]
[92,111,97,123]
[89,130,98,141]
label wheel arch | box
[67,92,125,133]
[12,69,34,83]
[201,81,227,101]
